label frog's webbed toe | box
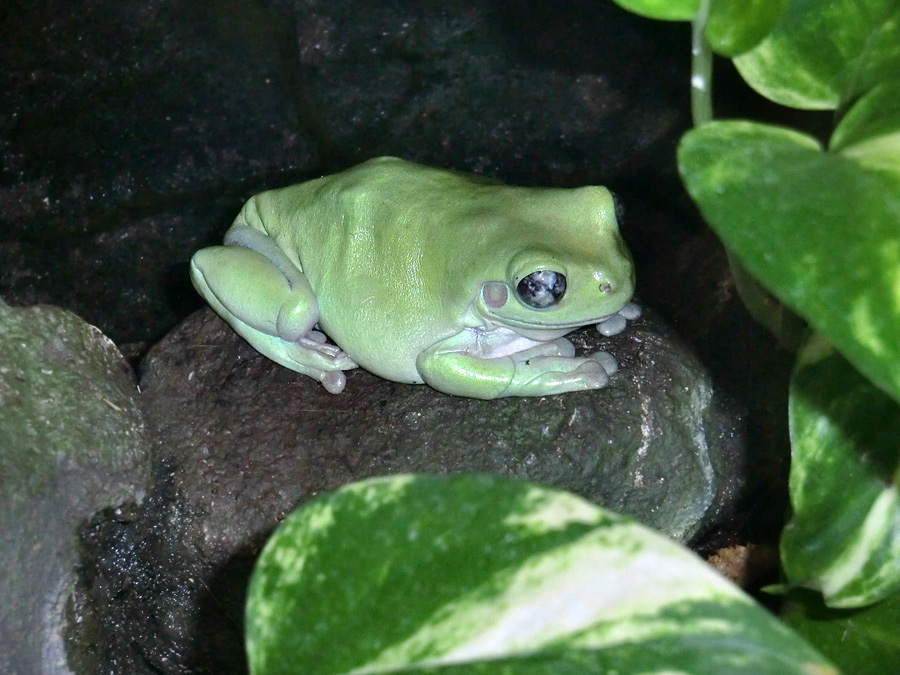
[256,336,353,393]
[275,336,357,373]
[299,335,347,360]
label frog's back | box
[228,157,618,383]
[229,158,495,381]
[239,159,469,264]
[312,159,499,379]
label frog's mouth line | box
[491,313,617,331]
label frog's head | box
[472,185,635,340]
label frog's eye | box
[517,270,566,308]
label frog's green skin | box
[190,157,637,399]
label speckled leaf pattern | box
[733,0,900,109]
[610,0,699,21]
[830,83,900,180]
[783,340,900,607]
[245,474,835,674]
[677,120,900,407]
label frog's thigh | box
[190,245,318,340]
[416,347,515,400]
[191,246,354,391]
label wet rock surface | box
[0,300,151,675]
[146,307,745,545]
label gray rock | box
[0,299,151,675]
[69,305,746,673]
[147,308,744,546]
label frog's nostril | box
[599,281,612,294]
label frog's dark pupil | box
[517,270,566,308]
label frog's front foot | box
[596,301,641,336]
[418,331,624,398]
[508,349,617,394]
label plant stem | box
[689,0,806,347]
[691,0,713,126]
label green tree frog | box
[190,157,638,399]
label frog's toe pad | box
[320,370,346,394]
[596,301,641,336]
[619,301,642,321]
[577,359,610,388]
[596,314,626,336]
[589,350,618,376]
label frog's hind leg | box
[221,225,324,342]
[190,226,357,393]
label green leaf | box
[610,0,699,21]
[782,340,900,607]
[706,0,790,57]
[245,474,836,674]
[725,249,808,350]
[831,82,900,179]
[733,0,900,109]
[783,589,900,673]
[677,120,900,406]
